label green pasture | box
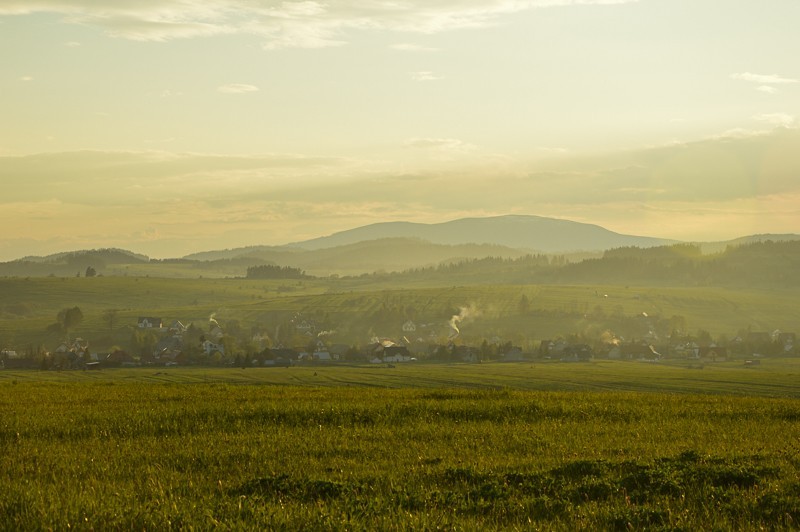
[2,359,800,397]
[1,365,799,529]
[1,276,797,351]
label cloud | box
[756,85,778,94]
[64,40,81,47]
[753,113,795,128]
[410,71,443,81]
[217,83,259,94]
[708,128,771,140]
[0,1,640,49]
[731,72,799,84]
[2,126,800,260]
[19,76,33,81]
[404,137,474,151]
[390,43,440,52]
[534,146,569,155]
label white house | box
[138,317,163,329]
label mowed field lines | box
[2,359,800,396]
[2,362,800,529]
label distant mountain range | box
[3,215,799,278]
[285,215,677,252]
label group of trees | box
[344,241,800,288]
[246,265,308,279]
[45,306,84,340]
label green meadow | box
[1,276,797,352]
[3,273,799,528]
[2,362,800,529]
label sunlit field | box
[2,362,799,529]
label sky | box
[1,0,798,260]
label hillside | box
[1,216,797,279]
[289,215,677,252]
[372,240,800,289]
[0,249,150,277]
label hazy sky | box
[1,0,798,259]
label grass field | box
[1,276,797,352]
[2,362,800,529]
[3,359,800,396]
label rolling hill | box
[1,215,798,278]
[288,215,678,252]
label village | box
[1,311,795,371]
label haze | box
[1,0,798,260]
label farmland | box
[2,362,800,529]
[1,276,798,355]
[2,259,799,528]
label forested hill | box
[372,240,800,288]
[554,241,800,287]
[0,249,150,277]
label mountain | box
[193,238,530,276]
[288,215,677,252]
[19,248,150,264]
[0,248,151,277]
[182,245,300,262]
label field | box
[1,276,797,353]
[2,362,800,529]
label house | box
[155,336,182,361]
[208,325,224,340]
[295,320,315,333]
[778,332,796,352]
[675,342,700,359]
[168,320,188,335]
[1,349,19,359]
[138,317,162,329]
[502,346,525,362]
[106,350,135,366]
[451,345,480,363]
[329,344,351,359]
[402,320,417,333]
[747,332,771,347]
[608,341,660,360]
[699,346,728,362]
[560,344,593,362]
[540,339,568,357]
[383,345,412,363]
[269,347,298,366]
[202,340,224,356]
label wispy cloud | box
[19,75,33,81]
[0,1,640,49]
[390,43,440,52]
[410,71,443,81]
[64,41,81,47]
[217,83,259,94]
[404,137,472,150]
[731,72,798,84]
[753,113,795,128]
[756,85,778,95]
[2,125,800,259]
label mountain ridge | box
[2,215,799,278]
[288,214,677,252]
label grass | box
[1,370,799,529]
[3,359,800,396]
[1,276,798,351]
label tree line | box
[246,264,309,279]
